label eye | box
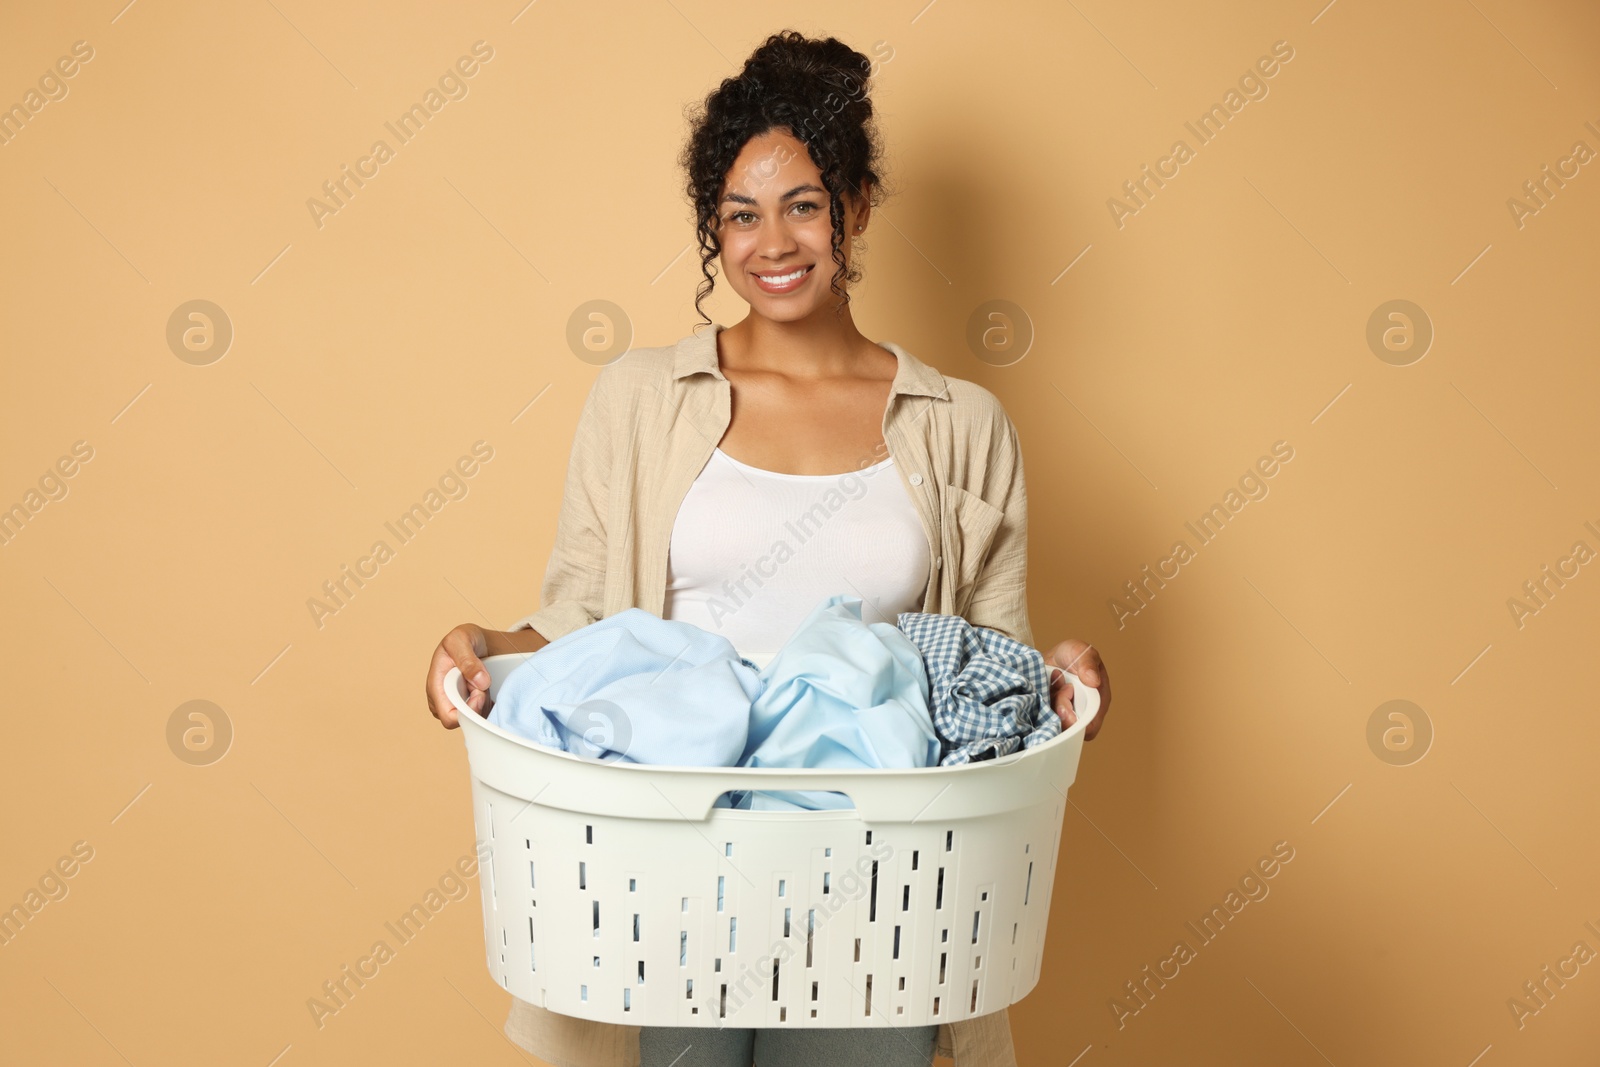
[792,201,820,216]
[727,210,756,225]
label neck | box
[720,307,872,378]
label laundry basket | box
[443,652,1099,1029]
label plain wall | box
[1,2,1597,1064]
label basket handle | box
[1050,664,1101,734]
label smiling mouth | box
[752,264,814,291]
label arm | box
[961,402,1034,648]
[962,398,1113,740]
[424,368,615,728]
[505,367,616,643]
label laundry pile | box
[486,593,1062,809]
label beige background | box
[2,1,1598,1064]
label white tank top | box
[663,447,931,656]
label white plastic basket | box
[444,651,1099,1029]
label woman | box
[424,29,1112,1067]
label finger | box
[445,628,491,691]
[434,664,461,729]
[1043,665,1075,726]
[1075,646,1104,686]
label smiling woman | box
[424,25,1114,1067]
[678,33,892,328]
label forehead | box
[722,129,822,199]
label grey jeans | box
[639,1024,939,1067]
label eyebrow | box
[721,183,826,206]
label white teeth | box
[758,266,810,284]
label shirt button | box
[935,556,943,568]
[909,473,924,486]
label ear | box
[849,181,873,230]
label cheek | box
[719,231,757,264]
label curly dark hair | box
[679,30,892,327]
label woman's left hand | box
[1044,639,1111,741]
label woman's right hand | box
[427,623,494,729]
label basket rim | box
[448,654,1097,784]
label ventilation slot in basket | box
[869,861,879,921]
[936,868,945,910]
[864,973,873,1016]
[1024,860,1034,905]
[806,910,815,967]
[771,959,780,1001]
[638,960,645,983]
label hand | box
[1043,639,1111,741]
[427,623,494,729]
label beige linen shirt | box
[501,322,1033,1067]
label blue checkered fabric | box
[895,611,1062,765]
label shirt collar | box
[671,322,949,400]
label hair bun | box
[743,29,871,102]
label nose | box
[757,211,800,261]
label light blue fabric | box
[486,607,763,766]
[721,594,939,812]
[486,596,939,813]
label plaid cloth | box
[896,611,1062,765]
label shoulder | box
[937,373,1022,453]
[580,336,683,416]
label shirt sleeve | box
[961,402,1034,649]
[505,369,614,642]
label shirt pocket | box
[940,485,1004,611]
